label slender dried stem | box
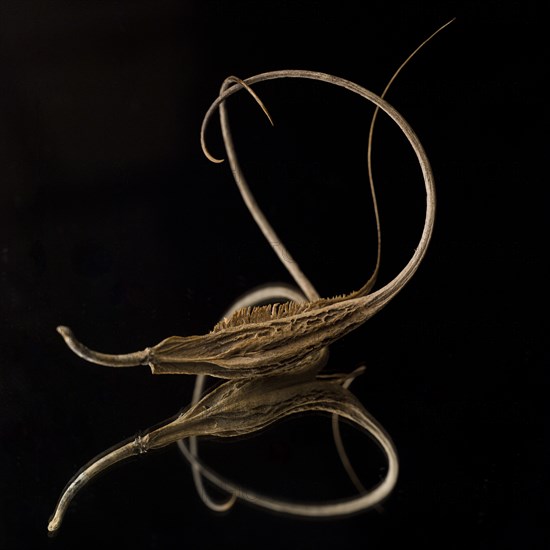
[48,435,145,532]
[56,326,150,367]
[215,76,321,301]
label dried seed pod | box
[48,369,397,532]
[48,19,453,533]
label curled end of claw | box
[201,75,275,165]
[346,365,366,381]
[56,324,72,341]
[225,76,275,127]
[211,492,238,513]
[203,148,226,164]
[47,515,60,535]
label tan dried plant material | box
[48,19,454,533]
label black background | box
[0,1,546,549]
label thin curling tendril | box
[201,76,274,163]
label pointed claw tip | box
[204,150,225,164]
[350,365,367,381]
[47,517,59,534]
[56,325,71,338]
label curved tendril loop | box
[200,70,436,313]
[178,381,398,519]
[201,76,274,164]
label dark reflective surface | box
[0,1,544,548]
